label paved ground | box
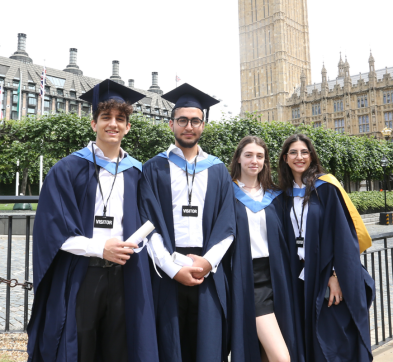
[374,339,393,361]
[1,222,393,358]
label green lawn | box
[0,203,38,211]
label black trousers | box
[176,247,202,362]
[76,265,127,362]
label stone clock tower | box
[238,0,311,121]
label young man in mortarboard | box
[138,83,235,362]
[27,79,159,362]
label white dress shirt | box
[290,182,308,280]
[60,141,126,258]
[237,181,269,259]
[148,144,234,279]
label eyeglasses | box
[287,150,311,159]
[174,117,204,128]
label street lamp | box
[381,127,392,141]
[381,155,388,213]
[379,128,392,224]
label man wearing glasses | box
[138,83,235,362]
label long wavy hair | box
[278,134,324,205]
[230,135,278,191]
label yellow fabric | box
[319,174,372,254]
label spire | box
[300,68,306,96]
[322,62,327,83]
[10,33,33,64]
[369,50,375,73]
[344,56,350,78]
[338,52,345,78]
[63,48,83,75]
[338,52,344,66]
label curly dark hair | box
[230,135,278,191]
[278,134,325,205]
[92,99,133,123]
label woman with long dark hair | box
[230,136,296,362]
[277,133,375,362]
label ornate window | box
[385,111,393,128]
[334,100,343,112]
[358,115,369,133]
[357,95,368,108]
[313,122,322,128]
[292,108,300,119]
[383,91,393,104]
[334,119,345,133]
[312,103,321,116]
[28,83,35,91]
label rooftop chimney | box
[110,60,124,85]
[128,79,134,88]
[148,72,163,95]
[63,48,83,75]
[10,33,33,64]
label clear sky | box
[0,0,391,121]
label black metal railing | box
[0,196,38,332]
[362,232,393,349]
[1,199,393,351]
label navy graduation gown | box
[278,183,375,362]
[27,154,159,362]
[231,192,299,362]
[138,155,235,362]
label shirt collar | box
[87,141,126,162]
[237,180,264,197]
[167,144,208,162]
[293,180,306,189]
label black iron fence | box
[362,232,393,349]
[0,196,38,332]
[0,196,393,351]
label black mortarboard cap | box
[161,83,219,122]
[79,79,145,113]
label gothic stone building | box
[286,56,393,138]
[238,0,393,138]
[0,33,173,123]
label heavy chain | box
[0,277,33,291]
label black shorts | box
[253,257,274,317]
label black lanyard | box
[292,196,305,242]
[185,157,198,206]
[91,143,120,216]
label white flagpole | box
[41,64,46,116]
[39,155,43,193]
[15,160,19,196]
[18,70,22,120]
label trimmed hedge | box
[348,191,393,214]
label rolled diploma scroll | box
[172,252,194,267]
[125,221,155,254]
